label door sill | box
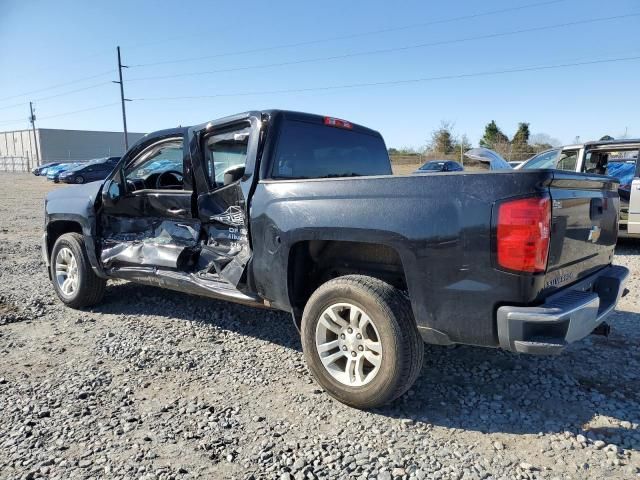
[108,266,267,308]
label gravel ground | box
[0,173,639,480]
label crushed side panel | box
[101,216,201,269]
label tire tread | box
[302,274,424,408]
[51,233,105,308]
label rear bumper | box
[497,265,629,355]
[618,230,640,239]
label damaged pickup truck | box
[43,110,629,408]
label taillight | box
[324,116,352,129]
[497,196,551,273]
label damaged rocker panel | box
[110,266,267,308]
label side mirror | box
[101,179,122,206]
[223,165,245,186]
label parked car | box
[32,162,61,176]
[464,148,513,170]
[46,163,80,182]
[59,157,120,184]
[42,110,628,408]
[519,139,640,238]
[414,160,463,173]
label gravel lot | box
[1,173,639,480]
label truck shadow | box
[95,282,640,449]
[97,281,303,352]
[376,309,640,449]
[614,238,640,256]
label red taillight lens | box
[324,116,353,129]
[497,197,551,273]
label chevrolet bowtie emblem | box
[588,225,601,243]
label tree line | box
[389,121,563,162]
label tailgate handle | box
[590,198,604,219]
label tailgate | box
[544,172,619,291]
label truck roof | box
[192,109,382,138]
[562,138,640,150]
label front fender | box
[45,182,106,278]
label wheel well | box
[287,240,407,327]
[47,221,82,256]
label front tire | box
[301,275,424,409]
[75,175,85,184]
[50,233,105,308]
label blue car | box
[414,160,464,173]
[32,162,61,176]
[59,157,120,184]
[46,163,81,182]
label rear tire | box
[301,275,424,409]
[50,233,105,308]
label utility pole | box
[113,46,130,150]
[29,102,41,166]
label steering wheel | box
[155,170,183,189]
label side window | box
[204,124,250,188]
[556,150,578,171]
[583,152,608,175]
[124,139,184,191]
[522,149,559,169]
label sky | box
[0,0,639,149]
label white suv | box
[520,139,640,238]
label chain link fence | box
[390,148,541,174]
[0,156,32,172]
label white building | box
[0,128,146,171]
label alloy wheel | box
[315,302,382,387]
[55,247,79,296]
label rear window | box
[271,120,391,179]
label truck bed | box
[250,169,619,348]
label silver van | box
[519,139,640,238]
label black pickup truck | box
[43,110,628,408]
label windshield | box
[271,120,391,179]
[521,149,560,169]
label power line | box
[131,55,640,102]
[127,0,568,68]
[0,117,27,126]
[126,12,640,83]
[39,102,120,120]
[0,82,113,111]
[0,70,116,103]
[0,102,120,129]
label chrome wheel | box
[315,302,382,387]
[55,247,78,297]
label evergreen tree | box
[511,122,531,146]
[479,120,509,149]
